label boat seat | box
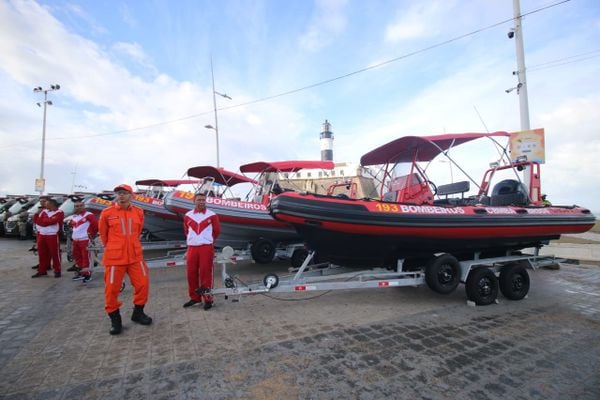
[433,181,470,206]
[437,181,470,197]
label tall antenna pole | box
[513,0,530,131]
[511,0,532,190]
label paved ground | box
[0,238,598,399]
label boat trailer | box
[82,238,560,306]
[212,247,561,306]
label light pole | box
[205,58,231,168]
[33,84,60,194]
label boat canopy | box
[239,160,335,173]
[187,166,257,186]
[360,132,510,166]
[135,179,201,187]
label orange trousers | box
[186,245,214,303]
[104,261,149,313]
[72,239,90,273]
[38,234,61,274]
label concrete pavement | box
[0,238,598,399]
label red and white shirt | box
[184,208,220,246]
[70,211,98,241]
[33,209,64,235]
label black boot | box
[131,305,152,325]
[108,310,122,335]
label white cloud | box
[299,0,348,51]
[385,1,455,43]
[0,1,305,196]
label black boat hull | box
[270,192,595,267]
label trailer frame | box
[211,247,561,306]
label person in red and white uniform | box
[182,192,221,310]
[69,200,98,282]
[32,198,64,278]
[31,196,48,270]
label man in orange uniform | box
[182,192,220,310]
[99,184,152,335]
[32,198,64,278]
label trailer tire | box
[291,249,309,269]
[466,268,498,306]
[263,273,279,289]
[499,263,530,300]
[224,276,235,288]
[251,238,276,264]
[425,254,460,294]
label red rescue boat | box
[269,132,596,266]
[164,162,334,263]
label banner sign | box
[34,178,45,192]
[509,128,545,164]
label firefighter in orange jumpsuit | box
[99,184,152,335]
[182,192,220,310]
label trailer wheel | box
[251,238,276,264]
[425,254,460,294]
[466,268,498,306]
[263,273,279,289]
[291,249,309,269]
[224,276,235,288]
[499,263,530,300]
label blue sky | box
[0,0,599,211]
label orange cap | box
[113,184,133,193]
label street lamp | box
[33,84,60,194]
[205,58,231,168]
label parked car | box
[0,197,19,236]
[4,196,41,238]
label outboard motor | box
[490,179,529,206]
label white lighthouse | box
[320,120,334,161]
